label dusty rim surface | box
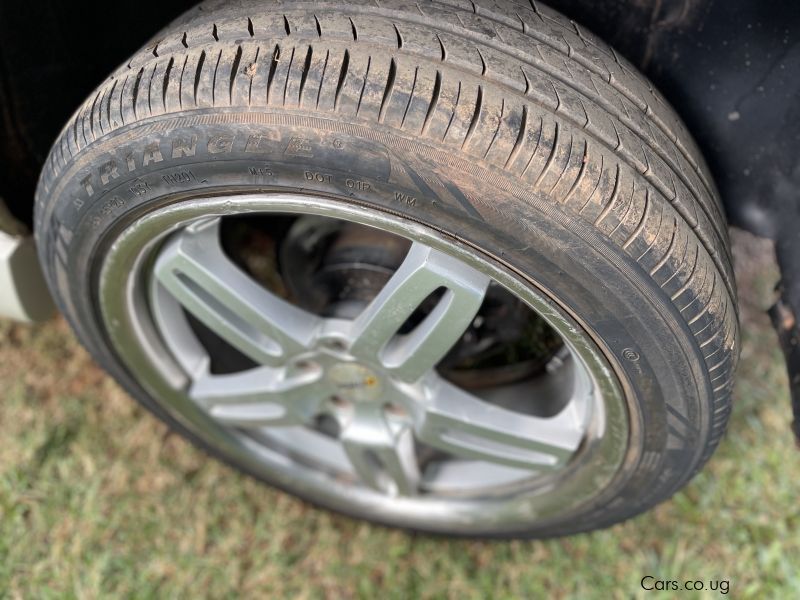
[96,193,629,534]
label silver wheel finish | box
[98,193,630,533]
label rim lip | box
[98,192,631,533]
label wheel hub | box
[327,362,383,404]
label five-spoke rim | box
[98,193,629,532]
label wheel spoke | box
[153,218,320,367]
[340,405,420,496]
[414,376,584,471]
[349,242,490,383]
[189,365,329,427]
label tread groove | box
[435,33,447,61]
[594,165,619,227]
[317,49,330,109]
[72,106,81,149]
[282,47,296,106]
[688,275,717,326]
[401,67,419,127]
[533,121,558,187]
[443,80,462,140]
[266,45,280,104]
[638,199,665,259]
[521,115,544,176]
[548,132,573,193]
[105,79,117,129]
[178,56,188,109]
[623,188,650,249]
[95,88,107,136]
[299,46,314,105]
[578,154,604,212]
[562,140,588,203]
[131,67,145,120]
[485,98,505,158]
[650,216,678,275]
[146,63,157,116]
[230,46,243,103]
[248,46,260,106]
[117,75,129,123]
[163,57,175,107]
[393,23,403,48]
[422,70,442,135]
[88,91,101,141]
[211,49,223,105]
[379,58,397,122]
[334,49,350,110]
[610,180,637,236]
[348,16,359,41]
[477,48,487,75]
[671,247,703,302]
[520,66,531,94]
[357,56,372,115]
[505,104,528,168]
[193,50,206,104]
[462,84,483,149]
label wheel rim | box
[98,193,630,533]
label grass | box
[1,230,798,598]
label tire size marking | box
[162,170,199,186]
[129,180,151,197]
[89,195,126,229]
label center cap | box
[327,362,383,403]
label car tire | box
[34,0,738,537]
